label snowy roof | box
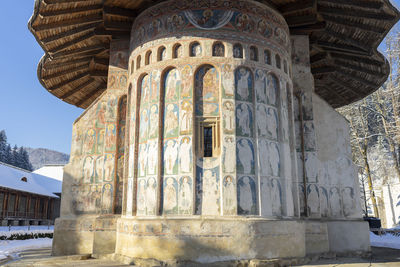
[0,162,61,198]
[33,165,64,182]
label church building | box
[29,0,399,264]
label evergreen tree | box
[11,145,19,166]
[4,144,12,165]
[0,130,7,163]
[19,147,33,171]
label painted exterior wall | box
[52,0,368,261]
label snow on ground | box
[0,226,53,238]
[0,238,52,260]
[370,231,400,249]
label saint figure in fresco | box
[149,105,158,138]
[256,105,268,136]
[222,64,234,96]
[164,178,177,211]
[181,66,192,98]
[165,140,178,174]
[330,187,341,216]
[137,179,146,213]
[202,170,219,215]
[307,184,319,215]
[237,103,251,136]
[237,68,250,100]
[101,184,113,213]
[165,104,178,136]
[266,108,278,139]
[140,109,149,140]
[223,176,235,213]
[259,140,270,176]
[180,100,192,133]
[267,74,277,106]
[179,176,192,213]
[179,137,191,173]
[239,177,253,213]
[147,141,158,175]
[255,69,266,103]
[269,142,280,177]
[238,139,253,174]
[223,137,235,173]
[271,179,281,215]
[104,154,114,180]
[139,144,147,177]
[146,178,157,214]
[223,101,234,132]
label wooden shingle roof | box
[29,0,399,109]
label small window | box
[212,42,225,57]
[158,46,166,61]
[275,54,281,69]
[145,50,152,65]
[197,118,220,158]
[21,177,27,182]
[203,127,213,157]
[173,44,182,58]
[136,55,141,69]
[233,44,243,58]
[130,60,134,75]
[250,46,258,61]
[264,49,271,65]
[190,42,201,57]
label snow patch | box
[370,231,400,250]
[0,238,52,260]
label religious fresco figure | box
[255,69,267,104]
[165,69,181,101]
[258,140,270,176]
[257,19,272,38]
[212,42,225,57]
[180,100,192,134]
[164,139,178,175]
[236,103,252,137]
[235,13,253,33]
[137,179,147,215]
[190,42,202,57]
[222,64,234,97]
[164,104,179,137]
[233,44,243,59]
[238,176,256,214]
[307,184,320,215]
[320,187,329,217]
[268,142,280,177]
[83,156,94,183]
[342,187,355,217]
[223,136,235,173]
[201,169,220,215]
[237,138,254,174]
[105,124,117,151]
[164,177,178,213]
[104,154,114,181]
[139,144,147,177]
[167,14,185,32]
[266,107,278,140]
[147,141,158,175]
[149,105,159,139]
[330,187,341,216]
[195,65,219,116]
[179,137,192,173]
[146,177,157,215]
[271,179,282,215]
[223,101,234,133]
[305,152,319,183]
[223,176,236,215]
[95,155,104,182]
[256,104,268,137]
[181,65,193,98]
[236,68,252,101]
[85,129,96,154]
[101,183,113,214]
[179,176,192,214]
[267,74,278,106]
[150,71,160,103]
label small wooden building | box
[0,162,61,226]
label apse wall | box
[125,0,297,218]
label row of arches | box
[126,63,290,217]
[130,42,289,76]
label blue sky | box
[0,1,399,155]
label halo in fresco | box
[184,9,234,30]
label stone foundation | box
[115,218,305,262]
